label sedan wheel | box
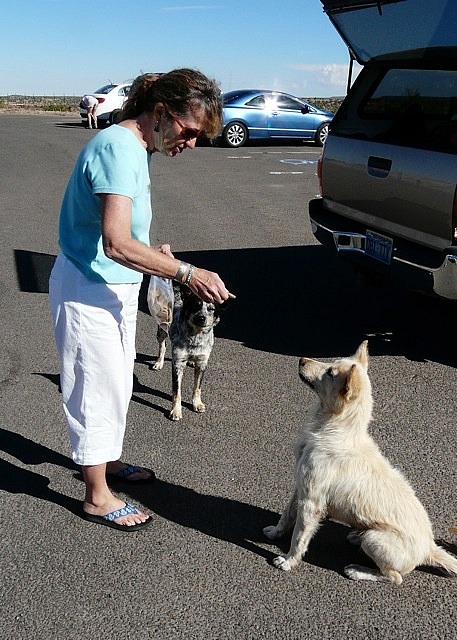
[109,109,123,125]
[315,123,329,146]
[223,122,248,148]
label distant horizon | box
[1,91,347,99]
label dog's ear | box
[353,340,369,370]
[180,284,193,300]
[218,296,235,311]
[341,364,361,401]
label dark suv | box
[309,0,457,300]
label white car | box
[79,82,131,126]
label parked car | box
[79,82,132,126]
[220,89,334,147]
[309,0,457,300]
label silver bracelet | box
[174,261,189,283]
[184,264,194,286]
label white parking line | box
[280,159,318,165]
[250,150,320,154]
[225,149,318,177]
[270,171,304,175]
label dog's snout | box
[298,357,316,390]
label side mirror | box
[301,105,310,114]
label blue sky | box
[2,0,354,97]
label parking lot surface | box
[0,114,456,640]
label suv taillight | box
[317,154,323,196]
[453,186,457,243]
[97,97,105,103]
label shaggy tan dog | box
[263,341,457,585]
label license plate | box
[365,230,393,265]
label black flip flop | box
[106,464,156,485]
[82,502,153,531]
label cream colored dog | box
[263,341,457,585]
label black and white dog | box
[153,284,230,421]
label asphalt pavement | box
[0,114,456,640]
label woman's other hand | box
[158,244,174,258]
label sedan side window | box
[275,96,304,111]
[245,96,266,108]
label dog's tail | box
[426,544,457,577]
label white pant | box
[49,253,141,466]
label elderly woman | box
[49,69,230,531]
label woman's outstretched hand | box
[188,267,234,304]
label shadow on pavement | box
[54,121,89,129]
[0,457,81,516]
[131,372,172,415]
[116,477,282,561]
[0,427,80,515]
[0,427,76,470]
[1,426,454,576]
[148,246,457,366]
[104,478,381,575]
[14,246,457,367]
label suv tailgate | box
[322,135,457,250]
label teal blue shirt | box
[59,125,152,283]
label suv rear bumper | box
[309,198,457,300]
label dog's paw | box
[263,525,280,540]
[346,530,361,546]
[344,564,402,584]
[169,408,182,421]
[344,564,363,580]
[272,556,293,571]
[152,361,164,371]
[192,401,206,414]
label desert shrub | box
[42,101,75,112]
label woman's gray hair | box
[121,68,222,138]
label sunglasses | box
[166,111,204,140]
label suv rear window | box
[332,66,457,153]
[322,0,456,64]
